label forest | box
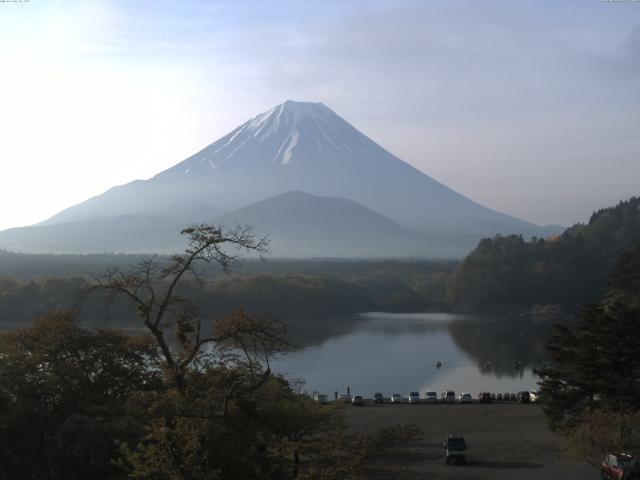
[447,197,640,310]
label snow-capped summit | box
[159,100,361,174]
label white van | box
[441,390,456,404]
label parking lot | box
[341,401,595,479]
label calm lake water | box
[272,312,555,397]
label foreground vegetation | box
[0,226,421,479]
[0,260,454,328]
[538,244,640,472]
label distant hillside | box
[213,191,451,258]
[447,197,640,309]
[0,192,463,257]
[0,215,187,254]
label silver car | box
[424,391,438,403]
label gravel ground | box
[341,401,596,480]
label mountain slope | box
[4,100,560,256]
[215,191,412,237]
[0,192,455,257]
[212,191,437,258]
[43,101,555,234]
[0,215,186,254]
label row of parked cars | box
[378,389,539,404]
[316,389,540,405]
[478,390,540,403]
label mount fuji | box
[0,101,560,256]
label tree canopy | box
[448,197,640,309]
[538,244,640,430]
[0,311,162,479]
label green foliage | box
[0,312,162,479]
[538,244,640,431]
[0,260,456,329]
[448,197,640,308]
[195,274,371,317]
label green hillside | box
[447,197,640,309]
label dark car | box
[443,435,467,465]
[352,395,364,406]
[478,392,491,403]
[517,391,531,403]
[373,392,384,404]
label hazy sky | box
[1,0,638,231]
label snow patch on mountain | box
[281,131,299,165]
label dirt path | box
[342,402,596,479]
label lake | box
[272,312,556,397]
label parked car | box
[517,391,531,403]
[478,392,491,403]
[504,392,512,401]
[338,394,350,404]
[373,392,384,404]
[441,390,456,404]
[458,393,473,404]
[313,393,328,404]
[391,393,404,404]
[352,395,364,406]
[443,435,467,465]
[600,453,638,480]
[496,393,503,400]
[510,393,517,401]
[424,391,438,404]
[409,391,420,404]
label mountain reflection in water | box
[273,312,560,396]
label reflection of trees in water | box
[282,313,576,381]
[282,314,364,349]
[286,313,458,349]
[446,316,561,378]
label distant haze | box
[0,1,638,231]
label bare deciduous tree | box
[91,224,285,393]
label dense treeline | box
[0,275,370,328]
[0,250,144,278]
[536,245,640,469]
[0,261,456,327]
[447,197,640,309]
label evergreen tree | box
[538,244,640,430]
